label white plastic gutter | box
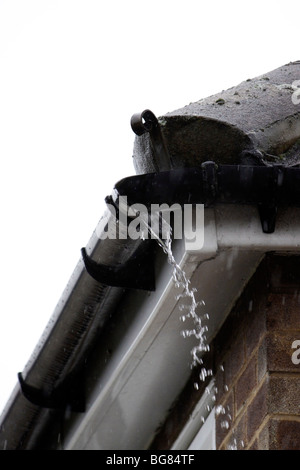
[64,204,300,450]
[0,210,148,450]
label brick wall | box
[215,254,300,450]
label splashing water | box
[227,438,238,450]
[142,214,210,371]
[152,225,246,449]
[140,216,245,449]
[161,236,210,368]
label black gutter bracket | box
[18,371,85,412]
[257,164,284,234]
[81,241,156,291]
[258,203,278,234]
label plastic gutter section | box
[186,204,300,257]
[0,210,148,450]
[64,205,300,450]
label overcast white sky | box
[0,0,299,414]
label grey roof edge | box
[133,61,300,173]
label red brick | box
[269,418,300,450]
[215,391,234,449]
[266,331,300,373]
[256,421,270,450]
[245,300,267,357]
[231,413,247,450]
[266,293,300,331]
[268,375,300,414]
[223,332,245,386]
[215,255,300,451]
[215,366,227,406]
[247,378,268,442]
[248,439,259,450]
[219,414,247,450]
[257,336,268,382]
[235,359,257,414]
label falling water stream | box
[140,212,239,449]
[141,215,210,371]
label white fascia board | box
[185,205,300,257]
[214,205,300,252]
[188,408,216,451]
[171,379,216,450]
[65,204,300,450]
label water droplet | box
[221,420,230,429]
[216,405,226,416]
[227,438,238,450]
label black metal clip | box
[257,165,284,234]
[131,109,170,171]
[258,203,278,234]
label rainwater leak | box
[140,215,242,450]
[142,215,210,373]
